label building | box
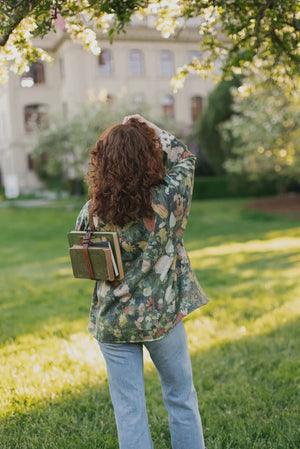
[0,17,215,194]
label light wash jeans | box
[97,320,206,449]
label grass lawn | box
[0,198,299,449]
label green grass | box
[0,198,299,449]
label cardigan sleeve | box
[151,130,196,236]
[75,200,90,231]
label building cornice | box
[32,23,202,53]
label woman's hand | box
[122,114,162,138]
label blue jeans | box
[97,320,205,449]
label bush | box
[193,76,242,174]
[193,177,233,199]
[222,83,300,185]
[192,175,296,200]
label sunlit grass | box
[184,220,300,359]
[0,198,299,448]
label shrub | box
[192,175,294,200]
[193,76,242,175]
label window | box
[187,51,201,64]
[191,96,203,122]
[27,154,35,171]
[128,50,144,76]
[20,62,45,87]
[159,50,173,76]
[98,50,113,75]
[106,94,114,104]
[161,94,174,118]
[24,104,48,133]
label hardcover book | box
[68,231,124,281]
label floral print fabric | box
[75,131,209,343]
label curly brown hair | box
[87,118,165,227]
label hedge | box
[192,176,282,200]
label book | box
[69,243,115,280]
[68,231,124,281]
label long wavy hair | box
[87,118,165,227]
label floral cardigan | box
[75,130,209,343]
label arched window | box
[20,62,45,87]
[191,96,203,122]
[98,50,113,75]
[128,50,144,76]
[24,104,48,133]
[159,50,174,76]
[161,94,174,118]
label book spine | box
[113,234,125,280]
[103,249,115,281]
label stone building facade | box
[0,19,215,194]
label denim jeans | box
[97,320,205,449]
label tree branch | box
[270,29,300,63]
[0,0,47,47]
[254,0,274,44]
[0,10,27,46]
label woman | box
[75,115,209,449]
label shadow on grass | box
[1,233,300,346]
[0,278,92,346]
[185,199,300,251]
[192,244,299,326]
[1,319,299,449]
[192,318,300,449]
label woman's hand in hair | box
[122,114,162,138]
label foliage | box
[0,198,299,448]
[172,0,300,90]
[0,0,299,86]
[0,0,148,82]
[193,75,241,174]
[193,176,233,199]
[221,81,300,189]
[192,175,281,200]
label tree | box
[194,75,241,174]
[33,101,130,190]
[0,0,148,82]
[221,82,300,190]
[0,1,299,85]
[171,0,300,90]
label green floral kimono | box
[75,130,209,343]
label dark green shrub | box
[193,177,233,199]
[192,175,296,200]
[193,76,242,175]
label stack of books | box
[68,231,124,281]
